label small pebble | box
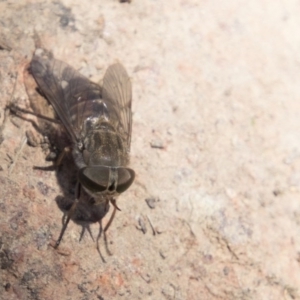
[145,197,157,209]
[150,139,164,149]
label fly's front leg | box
[104,199,119,232]
[54,181,81,248]
[96,199,118,257]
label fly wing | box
[30,55,102,142]
[102,63,132,152]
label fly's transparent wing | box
[102,63,132,152]
[30,55,102,142]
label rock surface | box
[0,0,300,299]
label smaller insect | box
[30,51,135,248]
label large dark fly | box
[30,53,135,248]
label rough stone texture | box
[0,0,300,299]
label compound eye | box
[116,168,135,193]
[78,167,110,193]
[78,167,135,194]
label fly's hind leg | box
[33,146,71,171]
[55,146,71,166]
[8,104,61,125]
[54,181,81,248]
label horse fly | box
[30,52,135,248]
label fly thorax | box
[82,114,107,133]
[84,129,125,166]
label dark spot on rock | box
[145,197,157,209]
[273,189,281,196]
[0,249,14,270]
[137,216,147,234]
[0,202,6,212]
[60,15,69,27]
[37,181,50,196]
[21,270,36,284]
[223,266,230,276]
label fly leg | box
[8,104,61,125]
[54,181,81,248]
[104,200,119,232]
[95,199,118,257]
[9,103,69,169]
[96,220,106,262]
[32,146,71,171]
[55,146,71,166]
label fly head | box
[78,166,135,196]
